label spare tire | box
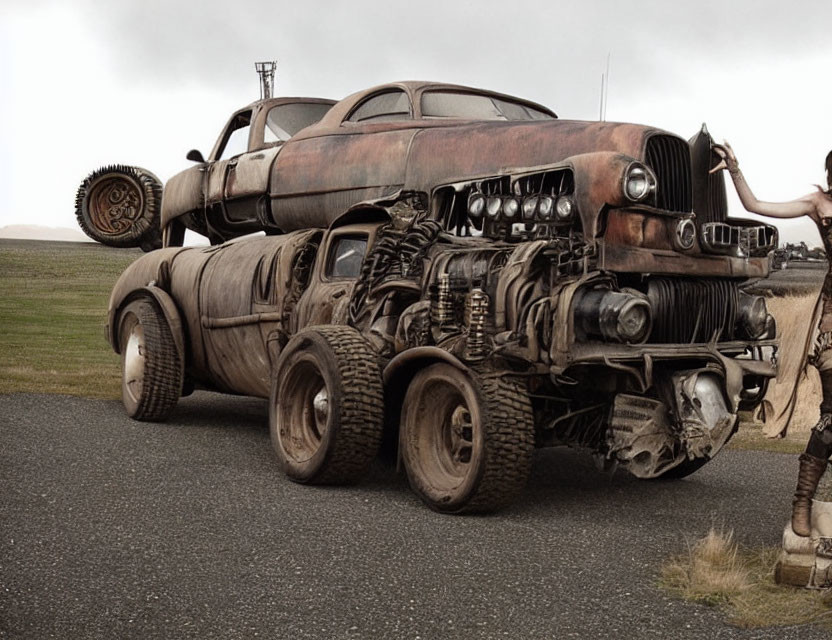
[75,165,163,251]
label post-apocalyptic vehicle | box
[107,79,779,513]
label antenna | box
[603,52,610,121]
[255,61,277,100]
[599,52,611,121]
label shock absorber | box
[464,287,490,361]
[431,273,454,326]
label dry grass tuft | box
[662,527,751,606]
[661,527,832,629]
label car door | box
[293,224,380,331]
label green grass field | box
[0,239,142,398]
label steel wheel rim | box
[411,379,480,495]
[279,360,330,464]
[87,175,143,235]
[122,318,145,404]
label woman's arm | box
[711,142,819,220]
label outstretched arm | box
[711,142,820,220]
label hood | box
[404,119,671,190]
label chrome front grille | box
[647,278,738,343]
[645,135,692,213]
[700,222,777,258]
[704,169,729,224]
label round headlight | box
[555,196,574,220]
[574,290,652,344]
[675,218,696,250]
[522,196,538,220]
[624,164,656,201]
[538,196,554,220]
[502,197,520,219]
[468,193,485,218]
[486,196,502,219]
[616,299,652,343]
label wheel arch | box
[109,286,186,364]
[381,347,471,445]
[383,347,469,388]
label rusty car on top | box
[106,80,779,513]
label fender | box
[382,346,469,387]
[109,286,186,364]
[382,347,471,469]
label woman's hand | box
[710,141,739,175]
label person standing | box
[712,144,832,537]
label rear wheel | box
[119,298,183,421]
[400,364,535,514]
[270,326,384,484]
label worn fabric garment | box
[809,217,832,371]
[804,201,832,457]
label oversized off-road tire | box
[118,298,183,421]
[75,165,162,250]
[400,364,535,514]
[270,325,384,485]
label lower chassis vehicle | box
[107,213,777,514]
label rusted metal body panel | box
[160,166,203,230]
[265,121,656,235]
[269,130,414,230]
[160,80,776,284]
[161,96,336,234]
[109,231,322,396]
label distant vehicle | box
[772,242,826,269]
[106,80,779,513]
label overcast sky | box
[1,0,830,244]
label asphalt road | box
[1,392,830,640]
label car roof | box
[237,96,337,113]
[316,81,557,126]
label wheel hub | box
[312,387,329,432]
[123,324,145,402]
[88,176,142,235]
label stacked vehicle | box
[107,81,778,513]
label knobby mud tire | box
[270,325,384,485]
[75,165,163,250]
[401,365,535,514]
[119,298,183,421]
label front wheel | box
[269,326,384,485]
[400,364,535,514]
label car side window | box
[325,235,368,279]
[217,111,252,160]
[345,91,411,124]
[265,103,333,143]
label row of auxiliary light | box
[467,191,575,223]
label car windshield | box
[265,102,333,142]
[420,91,553,121]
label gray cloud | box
[68,0,831,118]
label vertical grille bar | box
[645,135,692,213]
[647,278,738,343]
